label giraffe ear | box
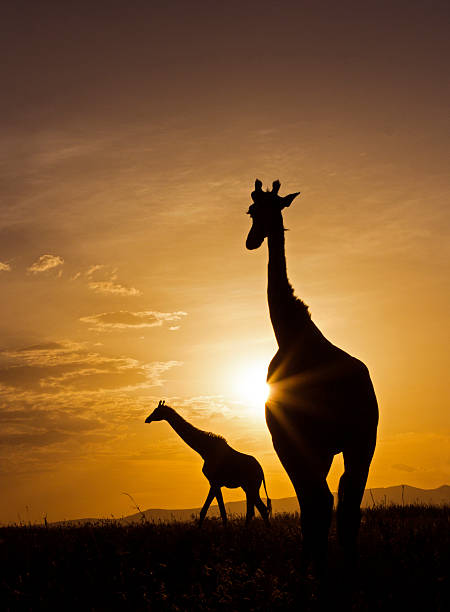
[280,192,300,209]
[272,180,280,194]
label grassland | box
[1,505,448,611]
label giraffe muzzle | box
[246,226,265,250]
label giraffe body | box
[145,401,271,526]
[202,447,264,490]
[246,179,378,570]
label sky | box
[1,0,449,523]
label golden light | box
[230,360,270,414]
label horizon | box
[71,483,450,516]
[6,483,449,527]
[1,1,449,524]
[4,483,449,527]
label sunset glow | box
[0,1,448,524]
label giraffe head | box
[145,399,171,423]
[246,179,300,250]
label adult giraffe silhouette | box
[246,179,378,569]
[145,400,271,526]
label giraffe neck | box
[267,220,310,348]
[164,409,215,459]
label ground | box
[1,506,448,611]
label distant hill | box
[52,485,449,526]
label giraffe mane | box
[169,408,228,445]
[205,431,227,443]
[284,278,312,320]
[294,296,311,319]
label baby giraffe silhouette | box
[145,400,271,526]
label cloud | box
[85,264,106,278]
[88,280,141,296]
[0,341,87,366]
[0,342,181,392]
[0,341,183,466]
[80,310,187,331]
[68,264,142,296]
[27,254,64,274]
[163,396,233,419]
[0,262,11,272]
[0,430,72,448]
[0,405,102,449]
[66,264,142,295]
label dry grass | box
[1,505,448,611]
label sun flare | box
[231,360,270,413]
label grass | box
[0,505,448,611]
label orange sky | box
[1,1,449,523]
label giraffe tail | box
[262,473,272,516]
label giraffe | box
[145,400,271,526]
[245,179,378,569]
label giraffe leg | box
[293,471,334,574]
[245,490,256,525]
[274,442,334,574]
[199,487,216,527]
[215,488,227,526]
[337,435,376,565]
[254,491,270,526]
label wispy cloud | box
[0,341,182,466]
[80,310,187,331]
[85,264,106,278]
[71,263,142,296]
[27,254,64,274]
[0,341,86,365]
[88,280,141,296]
[163,396,233,419]
[0,262,11,272]
[0,342,181,393]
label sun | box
[231,360,270,413]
